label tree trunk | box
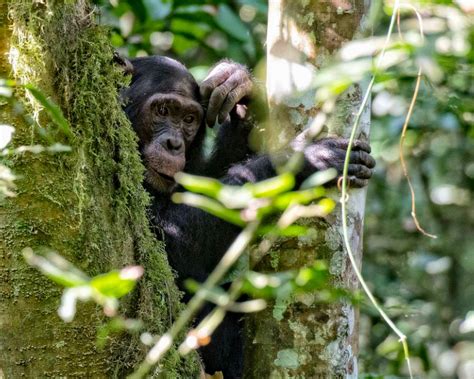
[245,0,370,377]
[0,1,198,377]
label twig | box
[397,6,437,239]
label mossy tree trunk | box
[245,0,370,377]
[0,1,198,377]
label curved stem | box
[339,1,413,376]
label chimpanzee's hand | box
[302,138,376,187]
[200,60,253,127]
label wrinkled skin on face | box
[122,57,204,192]
[140,92,203,190]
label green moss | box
[2,1,199,377]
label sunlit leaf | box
[175,172,223,198]
[24,84,74,139]
[23,248,89,288]
[217,185,253,209]
[300,169,337,189]
[317,198,336,214]
[245,173,295,198]
[91,267,143,298]
[172,192,245,226]
[58,286,92,322]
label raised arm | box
[197,60,262,178]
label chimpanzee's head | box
[120,55,205,193]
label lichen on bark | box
[244,0,370,377]
[0,1,199,377]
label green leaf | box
[257,224,309,237]
[24,84,74,139]
[172,192,245,226]
[143,0,172,20]
[174,172,223,198]
[97,317,143,348]
[273,187,326,210]
[300,169,337,189]
[246,173,295,198]
[215,4,250,42]
[184,279,229,306]
[90,266,143,298]
[23,248,89,288]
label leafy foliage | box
[23,248,143,322]
[93,0,267,71]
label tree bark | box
[245,0,370,377]
[0,1,198,377]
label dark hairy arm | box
[156,137,375,283]
[197,60,262,178]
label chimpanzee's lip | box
[159,173,175,182]
[149,167,176,183]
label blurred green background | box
[93,0,474,377]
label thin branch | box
[397,6,437,239]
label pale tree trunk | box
[0,1,198,377]
[245,0,370,377]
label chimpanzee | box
[119,55,375,378]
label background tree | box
[244,0,370,376]
[0,1,198,377]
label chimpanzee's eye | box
[184,115,195,124]
[158,105,168,116]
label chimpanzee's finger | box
[218,78,252,124]
[348,164,372,179]
[322,138,371,154]
[206,88,230,127]
[207,70,248,126]
[200,63,233,103]
[347,176,369,188]
[349,150,376,168]
[352,140,371,153]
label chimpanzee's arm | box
[197,60,263,178]
[156,137,375,284]
[201,113,255,178]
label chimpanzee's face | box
[122,56,204,192]
[139,91,203,191]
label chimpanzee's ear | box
[113,51,134,75]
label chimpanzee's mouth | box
[149,167,176,183]
[158,173,175,182]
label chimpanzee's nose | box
[165,136,183,154]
